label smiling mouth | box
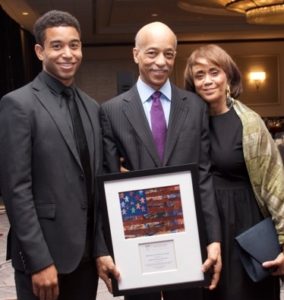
[152,69,168,75]
[60,63,75,70]
[203,89,215,93]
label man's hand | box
[263,252,284,275]
[202,242,222,290]
[96,255,120,293]
[31,264,59,300]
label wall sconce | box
[249,71,266,91]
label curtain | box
[0,5,40,98]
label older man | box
[97,21,222,300]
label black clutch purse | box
[235,218,281,282]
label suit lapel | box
[164,85,189,164]
[32,77,83,170]
[77,88,99,178]
[122,87,162,166]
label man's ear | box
[34,44,44,61]
[133,47,139,64]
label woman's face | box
[191,57,228,106]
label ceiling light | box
[22,12,29,16]
[225,1,284,25]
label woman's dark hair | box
[184,44,243,98]
[33,10,81,46]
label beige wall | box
[76,46,137,104]
[76,41,284,117]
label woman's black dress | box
[204,108,280,300]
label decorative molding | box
[178,1,238,16]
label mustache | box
[151,69,168,72]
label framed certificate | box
[97,164,209,296]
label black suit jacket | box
[100,84,221,245]
[0,73,104,274]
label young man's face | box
[35,26,82,86]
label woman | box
[184,44,284,300]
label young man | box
[0,10,103,300]
[97,22,222,300]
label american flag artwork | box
[118,185,185,239]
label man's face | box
[35,26,82,86]
[133,32,176,90]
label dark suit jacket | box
[100,84,221,245]
[0,73,103,274]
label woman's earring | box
[226,84,233,109]
[226,84,231,98]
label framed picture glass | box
[98,164,209,296]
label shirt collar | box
[39,71,74,96]
[136,77,172,103]
[39,71,76,107]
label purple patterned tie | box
[150,91,167,161]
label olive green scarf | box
[233,99,284,244]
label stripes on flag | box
[119,185,185,239]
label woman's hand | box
[263,252,284,275]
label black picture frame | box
[97,164,209,296]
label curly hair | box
[33,10,81,46]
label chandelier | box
[225,1,284,25]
